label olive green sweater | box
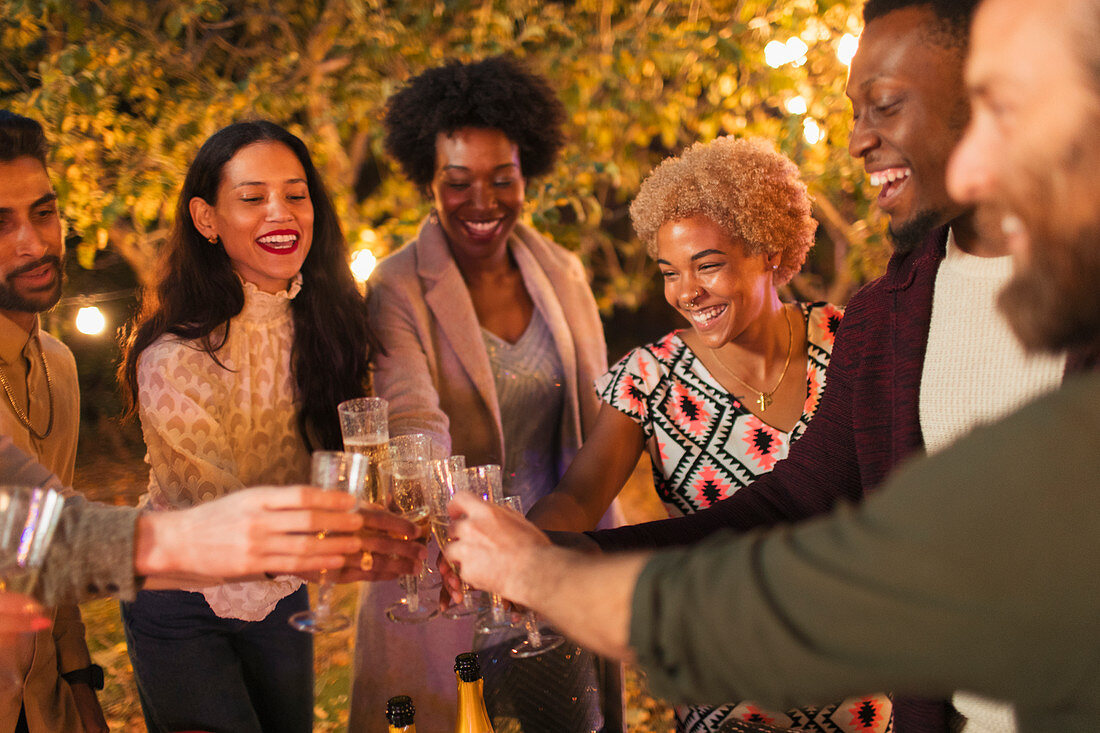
[631,372,1100,732]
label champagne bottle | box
[454,652,495,733]
[387,695,417,733]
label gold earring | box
[208,234,219,245]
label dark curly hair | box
[863,0,981,49]
[0,111,49,165]
[383,56,566,186]
[119,121,376,451]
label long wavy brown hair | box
[119,120,376,451]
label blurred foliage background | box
[2,0,887,313]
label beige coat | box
[350,218,618,733]
[367,217,608,474]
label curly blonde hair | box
[629,136,817,284]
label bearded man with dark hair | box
[0,111,107,733]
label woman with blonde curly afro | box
[527,136,883,733]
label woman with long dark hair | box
[117,120,375,733]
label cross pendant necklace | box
[709,306,794,413]
[756,391,773,412]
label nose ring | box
[684,288,702,307]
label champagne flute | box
[379,457,439,624]
[338,397,389,503]
[388,433,438,462]
[428,457,479,619]
[388,434,444,587]
[499,495,565,658]
[465,465,516,634]
[0,486,65,597]
[288,451,369,633]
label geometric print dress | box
[596,302,843,517]
[597,302,892,733]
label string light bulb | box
[803,118,824,145]
[785,96,808,115]
[765,37,810,68]
[837,33,860,66]
[75,306,106,336]
[351,248,377,284]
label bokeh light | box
[802,118,824,145]
[837,33,860,66]
[351,248,377,284]
[785,95,808,115]
[75,306,106,335]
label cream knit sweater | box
[920,232,1066,733]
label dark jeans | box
[121,586,313,733]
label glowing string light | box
[765,37,810,68]
[75,306,106,336]
[837,33,860,66]
[785,96,808,115]
[803,118,824,145]
[351,248,377,284]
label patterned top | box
[597,302,843,517]
[600,302,894,733]
[136,276,309,621]
[481,308,566,509]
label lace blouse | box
[136,277,309,621]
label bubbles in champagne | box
[343,438,388,504]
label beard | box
[0,255,64,314]
[998,217,1100,355]
[888,210,943,255]
[996,131,1100,355]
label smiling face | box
[657,215,779,349]
[190,141,313,293]
[430,127,525,269]
[846,6,971,250]
[0,156,64,330]
[947,0,1100,352]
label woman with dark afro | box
[349,56,623,732]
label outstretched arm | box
[450,379,1100,724]
[366,267,452,452]
[526,404,645,532]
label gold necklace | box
[709,306,794,412]
[0,339,54,440]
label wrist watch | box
[62,664,105,691]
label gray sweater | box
[631,372,1100,732]
[1,436,139,605]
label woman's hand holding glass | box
[444,490,553,615]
